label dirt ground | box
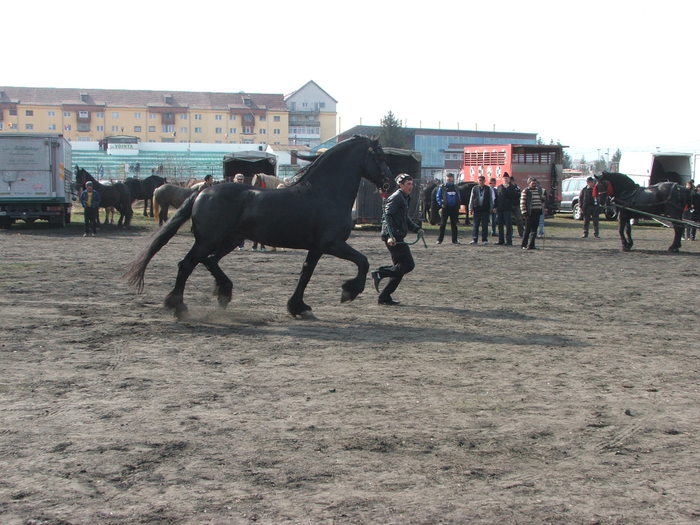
[1,216,699,525]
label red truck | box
[461,144,563,214]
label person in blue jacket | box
[435,173,462,244]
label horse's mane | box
[288,136,373,187]
[601,171,638,193]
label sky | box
[4,0,699,161]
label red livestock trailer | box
[461,144,563,214]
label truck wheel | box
[573,202,582,220]
[49,214,65,228]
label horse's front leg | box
[287,249,322,319]
[325,241,369,303]
[143,198,149,217]
[619,215,631,251]
[669,224,683,252]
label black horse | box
[125,136,393,319]
[75,167,133,228]
[596,171,700,252]
[124,175,167,217]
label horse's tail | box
[153,197,160,223]
[124,192,197,293]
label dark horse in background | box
[75,167,133,228]
[125,136,393,319]
[152,184,197,225]
[421,180,474,225]
[124,175,167,217]
[596,171,700,252]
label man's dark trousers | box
[375,241,415,302]
[437,206,459,243]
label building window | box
[148,113,156,119]
[215,114,223,120]
[320,102,326,108]
[25,110,34,116]
[194,114,202,120]
[194,127,202,133]
[215,127,223,134]
[9,109,17,116]
[63,111,71,117]
[134,126,142,132]
[259,129,266,134]
[302,102,308,108]
[96,125,104,132]
[243,114,254,123]
[229,114,236,120]
[273,129,280,135]
[273,115,280,122]
[78,110,88,118]
[134,112,141,119]
[229,128,237,134]
[96,112,104,118]
[148,126,156,132]
[25,123,34,130]
[259,115,266,122]
[77,123,90,131]
[112,126,120,132]
[180,114,188,120]
[112,112,119,118]
[243,126,253,134]
[48,110,56,117]
[162,125,175,133]
[48,124,56,130]
[180,127,187,133]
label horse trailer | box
[461,144,563,214]
[617,151,693,187]
[352,147,422,227]
[222,150,277,184]
[0,133,73,228]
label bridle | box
[367,143,392,193]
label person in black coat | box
[579,176,600,238]
[495,173,519,245]
[371,174,423,306]
[468,175,495,244]
[435,173,462,244]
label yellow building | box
[0,81,336,148]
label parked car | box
[559,176,589,220]
[559,175,618,220]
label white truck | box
[617,151,693,187]
[0,134,73,228]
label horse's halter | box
[368,144,393,193]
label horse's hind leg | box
[202,243,238,308]
[287,249,322,319]
[165,242,209,319]
[669,225,683,252]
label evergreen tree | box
[379,111,411,149]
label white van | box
[618,151,693,187]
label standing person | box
[520,177,544,250]
[496,173,519,245]
[510,177,524,238]
[683,180,696,240]
[468,175,494,245]
[489,177,498,236]
[579,176,600,238]
[371,173,423,306]
[80,181,101,237]
[435,173,461,244]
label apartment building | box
[0,81,337,147]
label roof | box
[223,150,277,164]
[0,86,287,111]
[284,80,338,103]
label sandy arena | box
[1,217,699,524]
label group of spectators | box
[434,172,547,251]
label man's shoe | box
[469,240,477,245]
[371,271,382,293]
[83,233,88,237]
[378,298,400,306]
[435,240,442,245]
[452,241,460,244]
[496,241,505,245]
[527,246,538,250]
[581,234,588,238]
[483,241,489,245]
[594,234,600,239]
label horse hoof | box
[341,289,358,303]
[668,247,679,253]
[292,310,317,320]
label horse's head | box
[364,137,393,192]
[597,171,637,195]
